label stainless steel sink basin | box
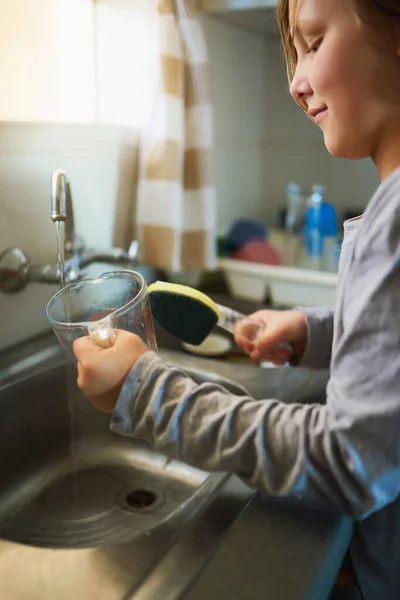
[0,340,253,599]
[0,356,250,548]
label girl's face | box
[289,0,400,177]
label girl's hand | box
[235,309,308,365]
[73,330,150,413]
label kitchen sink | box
[0,339,253,599]
[0,357,248,550]
[0,330,331,599]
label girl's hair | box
[277,0,400,82]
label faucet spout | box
[50,170,68,223]
[0,169,141,293]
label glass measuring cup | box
[46,270,157,362]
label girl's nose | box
[290,65,313,103]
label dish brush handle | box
[216,304,292,352]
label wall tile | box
[260,139,329,225]
[202,15,269,145]
[0,123,139,349]
[214,142,266,229]
[325,155,380,218]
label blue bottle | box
[304,186,338,271]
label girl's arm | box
[111,181,400,519]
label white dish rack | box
[218,259,338,308]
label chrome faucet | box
[50,169,67,223]
[0,169,139,293]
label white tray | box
[218,259,337,308]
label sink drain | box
[119,488,163,513]
[1,464,186,548]
[126,490,157,509]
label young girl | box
[73,1,400,598]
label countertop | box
[184,492,353,600]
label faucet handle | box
[0,248,29,293]
[50,169,67,222]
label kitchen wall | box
[0,0,96,123]
[0,7,380,350]
[0,7,274,349]
[0,123,140,348]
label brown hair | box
[276,0,400,81]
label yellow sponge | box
[148,281,221,345]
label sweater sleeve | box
[296,307,334,369]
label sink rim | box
[0,335,253,399]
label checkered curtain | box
[136,0,216,271]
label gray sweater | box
[111,167,400,600]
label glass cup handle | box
[87,316,117,349]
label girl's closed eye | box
[306,38,323,54]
